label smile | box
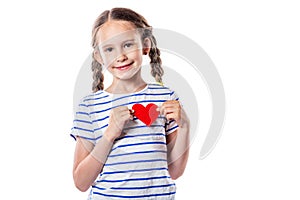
[113,62,134,71]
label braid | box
[91,54,104,92]
[91,10,109,93]
[148,35,164,84]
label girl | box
[71,7,190,200]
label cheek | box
[128,49,143,63]
[102,55,117,69]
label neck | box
[106,73,146,94]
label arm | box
[72,134,114,192]
[166,120,190,180]
[72,106,133,192]
[160,100,190,180]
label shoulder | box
[148,82,174,93]
[78,90,109,107]
[147,82,178,98]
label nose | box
[117,52,128,63]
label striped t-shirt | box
[71,83,180,200]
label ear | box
[93,49,104,65]
[142,38,151,55]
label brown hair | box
[91,7,164,93]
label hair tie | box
[157,81,164,86]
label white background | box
[0,0,299,199]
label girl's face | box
[95,20,148,81]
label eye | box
[124,42,134,49]
[104,47,113,53]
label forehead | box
[96,20,140,46]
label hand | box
[158,100,182,126]
[104,106,134,141]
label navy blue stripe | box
[148,87,169,90]
[105,159,167,166]
[111,141,166,152]
[70,134,102,141]
[148,83,163,86]
[73,126,93,133]
[100,167,168,175]
[92,116,109,123]
[94,124,108,132]
[88,94,160,107]
[88,99,167,108]
[89,100,168,115]
[76,111,89,116]
[79,134,102,141]
[73,119,92,124]
[84,94,110,101]
[79,103,88,107]
[92,186,106,190]
[86,91,104,98]
[87,92,171,103]
[166,125,179,133]
[90,107,111,115]
[109,150,167,158]
[93,191,176,198]
[70,134,76,141]
[114,133,165,141]
[166,119,175,125]
[111,183,176,190]
[90,90,171,104]
[97,175,170,183]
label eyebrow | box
[100,39,136,48]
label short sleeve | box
[70,97,95,143]
[165,90,180,135]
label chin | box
[116,73,137,80]
[113,67,141,80]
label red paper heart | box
[132,103,159,126]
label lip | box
[113,62,134,71]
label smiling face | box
[94,20,149,81]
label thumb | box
[156,105,163,115]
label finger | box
[115,106,129,112]
[161,102,180,113]
[119,111,132,119]
[160,103,174,115]
[156,105,160,112]
[166,113,181,125]
[159,105,169,116]
[120,107,130,114]
[111,110,130,122]
[156,105,163,115]
[165,113,176,121]
[129,115,134,120]
[161,102,180,109]
[117,108,131,116]
[162,100,179,106]
[163,107,179,117]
